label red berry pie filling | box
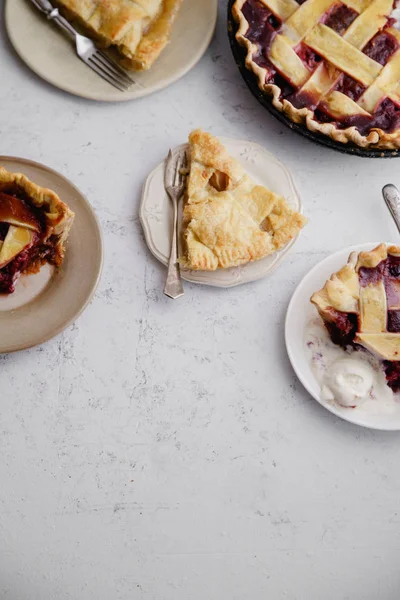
[0,168,74,295]
[233,0,400,148]
[311,245,400,392]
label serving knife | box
[383,184,400,234]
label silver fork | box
[164,149,187,300]
[29,0,135,91]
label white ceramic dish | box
[0,156,103,353]
[285,242,400,431]
[5,0,218,102]
[140,137,303,288]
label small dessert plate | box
[285,243,400,431]
[140,137,303,288]
[5,0,218,102]
[0,157,103,353]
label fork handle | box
[383,184,400,235]
[164,196,184,300]
[30,0,77,41]
[48,9,78,41]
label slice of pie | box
[180,130,307,271]
[311,244,400,391]
[53,0,183,71]
[0,167,74,295]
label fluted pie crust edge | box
[0,166,75,268]
[232,0,400,150]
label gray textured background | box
[1,1,400,598]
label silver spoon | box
[383,184,400,234]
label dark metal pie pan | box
[227,0,400,158]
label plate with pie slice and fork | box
[140,130,307,288]
[5,0,218,102]
[0,156,103,353]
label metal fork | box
[29,0,135,91]
[164,149,187,300]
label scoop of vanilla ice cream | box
[321,357,375,407]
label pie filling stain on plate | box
[305,315,398,415]
[0,264,54,312]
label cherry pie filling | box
[241,0,400,136]
[0,188,57,294]
[322,255,400,391]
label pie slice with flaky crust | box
[180,130,307,271]
[0,167,74,295]
[311,243,400,391]
[53,0,183,71]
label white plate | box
[5,0,218,102]
[0,156,103,353]
[140,137,303,288]
[285,242,400,431]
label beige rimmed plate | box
[0,157,103,353]
[140,137,303,288]
[5,0,218,102]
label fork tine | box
[96,50,135,85]
[90,54,130,89]
[93,54,132,88]
[173,153,181,187]
[87,56,128,91]
[179,151,188,184]
[87,59,126,91]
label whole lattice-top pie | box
[311,244,400,390]
[233,0,400,148]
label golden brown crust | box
[54,0,183,71]
[311,243,400,361]
[0,167,75,266]
[311,255,360,318]
[232,0,400,150]
[130,0,183,70]
[181,130,307,271]
[356,243,387,270]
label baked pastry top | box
[54,0,183,70]
[0,167,74,294]
[311,244,400,390]
[181,130,307,271]
[233,0,400,149]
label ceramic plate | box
[0,157,103,353]
[140,137,303,288]
[285,242,400,430]
[5,0,218,102]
